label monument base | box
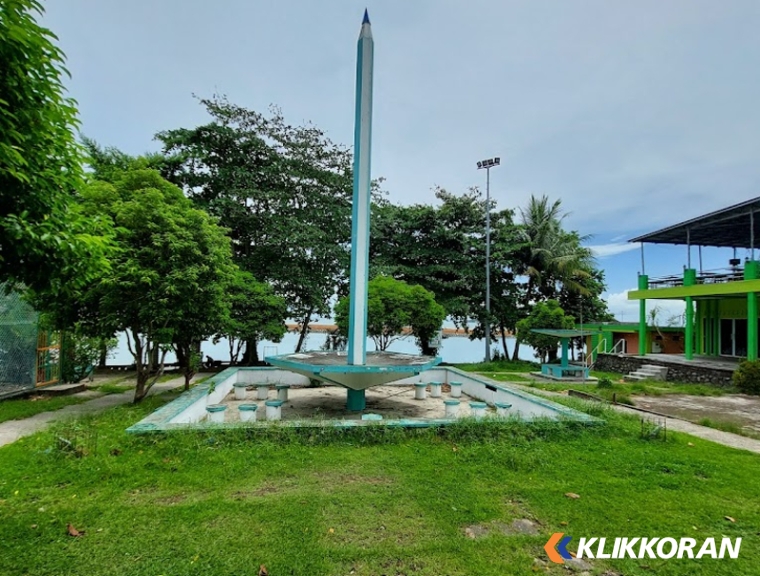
[346,389,366,411]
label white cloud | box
[588,243,640,258]
[604,289,687,325]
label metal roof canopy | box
[629,196,760,248]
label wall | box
[593,353,734,387]
[651,332,684,354]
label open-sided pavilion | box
[628,196,760,361]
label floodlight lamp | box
[494,157,500,165]
[477,161,483,169]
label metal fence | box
[0,286,60,399]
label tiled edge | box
[126,366,600,434]
[442,366,600,424]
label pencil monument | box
[266,10,441,411]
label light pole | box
[477,157,500,363]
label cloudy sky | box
[42,0,760,316]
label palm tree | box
[511,195,595,360]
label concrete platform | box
[35,383,86,397]
[219,384,483,422]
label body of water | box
[108,332,538,366]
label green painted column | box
[683,269,696,360]
[638,274,648,356]
[560,338,569,368]
[684,299,694,359]
[590,333,600,362]
[746,261,759,361]
[711,299,720,356]
[695,300,702,355]
[347,389,366,411]
[604,331,614,352]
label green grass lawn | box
[476,372,539,384]
[524,378,730,406]
[1,397,759,575]
[0,395,89,425]
[454,359,540,373]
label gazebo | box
[530,329,596,381]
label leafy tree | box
[43,169,236,402]
[0,1,110,295]
[371,189,482,326]
[157,97,352,357]
[559,269,614,359]
[81,137,176,183]
[515,300,575,363]
[510,195,595,360]
[215,269,288,365]
[334,276,445,353]
[371,187,523,356]
[59,325,117,383]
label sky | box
[41,0,760,322]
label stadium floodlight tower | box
[477,156,500,363]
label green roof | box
[530,329,596,338]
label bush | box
[596,377,613,389]
[733,360,760,395]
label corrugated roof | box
[629,196,760,248]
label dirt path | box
[632,393,760,435]
[492,378,760,455]
[0,373,212,448]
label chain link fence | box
[0,285,59,399]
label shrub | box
[733,360,760,395]
[596,377,613,389]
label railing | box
[647,268,745,289]
[585,337,628,370]
[610,339,626,354]
[585,338,608,369]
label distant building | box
[581,322,685,361]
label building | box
[582,322,685,361]
[627,197,760,362]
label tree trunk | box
[250,337,259,364]
[419,337,437,357]
[241,339,253,365]
[511,339,521,362]
[175,343,186,375]
[241,338,260,366]
[500,324,511,359]
[132,332,148,403]
[294,308,314,353]
[98,342,107,368]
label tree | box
[156,97,353,356]
[515,300,575,363]
[215,269,288,365]
[81,136,176,183]
[371,187,524,357]
[59,325,117,383]
[0,1,110,295]
[558,269,614,359]
[43,169,236,401]
[371,188,484,327]
[334,276,446,353]
[510,195,595,360]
